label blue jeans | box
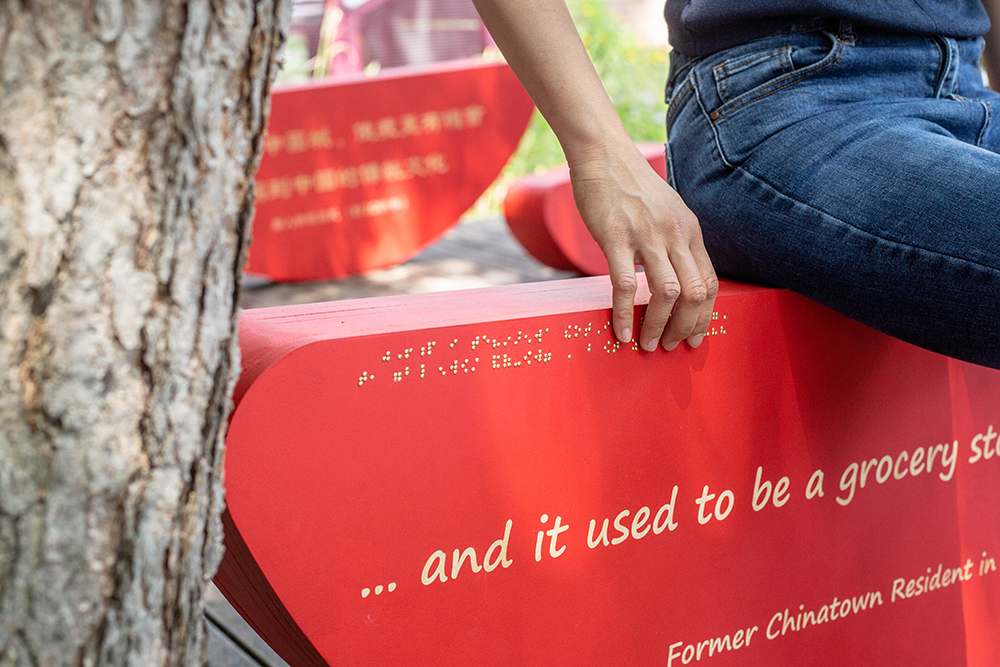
[665,19,1000,368]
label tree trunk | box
[0,2,286,665]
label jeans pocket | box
[947,94,994,147]
[712,46,794,104]
[711,30,843,121]
[699,28,848,167]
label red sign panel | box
[218,277,1000,666]
[250,60,534,281]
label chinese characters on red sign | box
[249,62,533,281]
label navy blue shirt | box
[665,1,991,56]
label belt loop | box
[933,36,959,98]
[838,20,856,45]
[665,51,696,102]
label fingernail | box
[621,327,632,342]
[688,334,705,348]
[663,340,679,351]
[643,339,657,352]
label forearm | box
[984,0,1000,89]
[472,0,718,352]
[470,0,634,164]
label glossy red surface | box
[218,276,1000,666]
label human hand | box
[467,0,716,348]
[569,144,718,352]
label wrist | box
[563,128,644,173]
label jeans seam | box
[713,35,845,121]
[716,62,732,100]
[840,20,856,46]
[666,77,694,125]
[779,45,794,72]
[664,141,677,190]
[976,99,993,147]
[713,48,785,77]
[734,165,1000,274]
[693,76,736,169]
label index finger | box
[605,243,639,344]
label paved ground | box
[239,216,577,310]
[207,216,578,667]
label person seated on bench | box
[471,0,1000,370]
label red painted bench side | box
[219,276,1000,667]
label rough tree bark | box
[0,2,286,665]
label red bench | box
[217,275,1000,666]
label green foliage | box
[467,0,671,220]
[573,0,670,143]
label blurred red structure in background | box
[249,1,532,281]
